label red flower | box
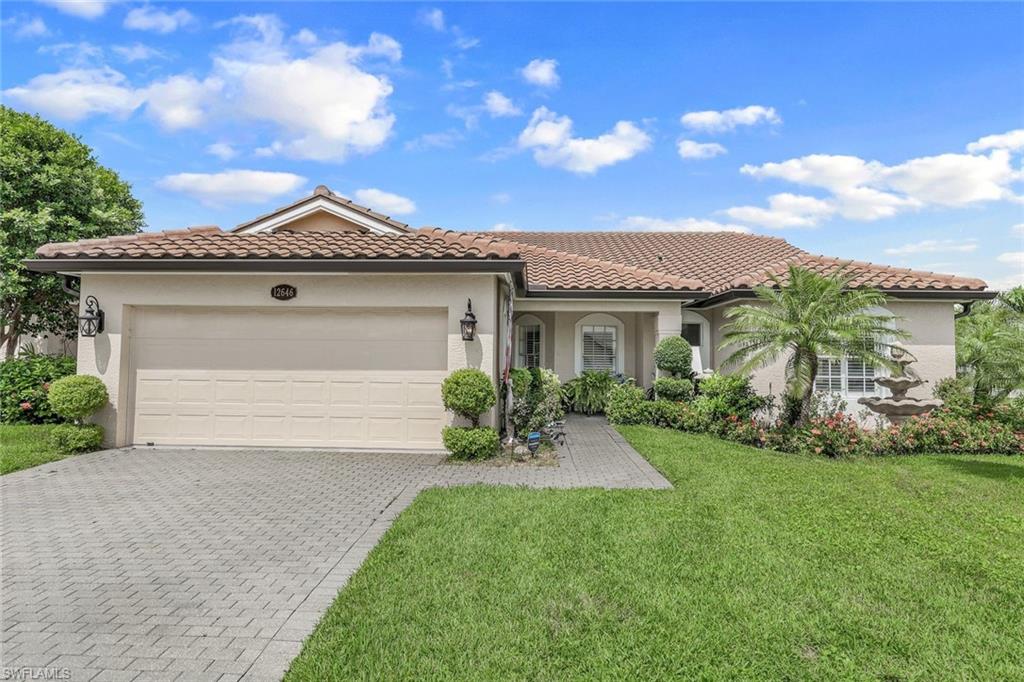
[19,401,32,411]
[811,428,822,436]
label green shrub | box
[654,336,693,377]
[653,377,694,402]
[0,353,76,424]
[442,426,500,460]
[605,382,651,425]
[441,368,496,426]
[648,400,692,429]
[561,370,618,415]
[869,413,1023,455]
[49,423,104,454]
[934,376,974,416]
[796,414,866,458]
[47,375,108,424]
[509,368,532,400]
[510,368,563,437]
[693,373,769,422]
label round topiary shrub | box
[654,336,693,377]
[49,423,104,454]
[654,376,694,402]
[441,368,496,426]
[47,375,108,424]
[442,426,500,460]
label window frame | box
[681,310,711,373]
[514,314,545,369]
[574,313,625,375]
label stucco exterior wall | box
[77,272,498,446]
[709,299,957,404]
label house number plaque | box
[271,284,297,301]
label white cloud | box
[518,107,651,174]
[4,16,50,38]
[38,41,104,66]
[987,272,1024,291]
[3,67,142,120]
[157,170,306,205]
[520,58,559,88]
[143,74,222,130]
[451,27,479,50]
[293,28,317,45]
[353,188,416,215]
[677,139,726,160]
[484,90,521,117]
[741,146,1022,222]
[996,251,1024,268]
[680,105,780,133]
[37,0,110,19]
[419,8,445,31]
[112,43,164,62]
[724,193,835,229]
[404,130,462,152]
[490,222,517,232]
[209,19,400,161]
[966,129,1024,154]
[619,216,750,233]
[1013,223,1024,236]
[884,239,978,256]
[124,5,194,33]
[205,142,237,160]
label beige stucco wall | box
[512,304,678,389]
[710,299,957,404]
[77,272,498,446]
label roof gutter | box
[688,287,998,309]
[524,288,708,300]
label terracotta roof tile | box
[486,231,988,293]
[232,185,411,233]
[35,227,519,261]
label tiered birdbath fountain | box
[858,346,942,425]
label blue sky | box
[3,1,1023,288]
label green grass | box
[0,424,66,474]
[286,427,1024,681]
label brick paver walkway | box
[1,416,669,681]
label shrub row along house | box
[26,185,993,449]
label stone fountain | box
[858,346,942,425]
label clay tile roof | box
[34,226,519,261]
[483,231,988,294]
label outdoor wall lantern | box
[79,296,105,337]
[460,299,477,341]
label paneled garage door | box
[130,307,448,449]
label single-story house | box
[26,185,993,450]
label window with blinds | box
[581,325,617,372]
[815,355,876,394]
[517,325,541,368]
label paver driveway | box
[1,417,669,681]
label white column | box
[653,302,682,378]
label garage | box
[129,306,449,449]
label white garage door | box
[130,307,448,449]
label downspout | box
[954,301,975,319]
[501,273,516,444]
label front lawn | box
[0,424,65,474]
[286,427,1024,680]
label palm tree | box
[719,266,907,426]
[955,291,1024,406]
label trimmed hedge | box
[654,336,692,377]
[0,354,76,424]
[442,426,500,460]
[48,375,108,423]
[49,423,104,454]
[441,368,496,426]
[653,377,694,402]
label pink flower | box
[19,401,32,411]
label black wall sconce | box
[79,296,105,337]
[460,298,477,341]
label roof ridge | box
[798,252,988,288]
[232,185,410,233]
